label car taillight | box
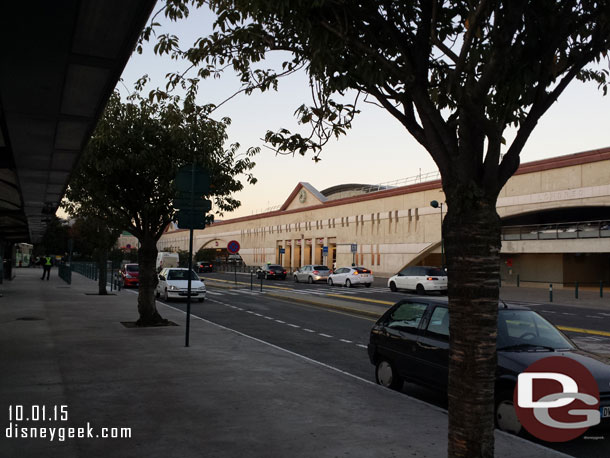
[283,271,286,274]
[312,270,319,275]
[353,271,358,275]
[427,277,439,281]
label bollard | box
[601,280,604,298]
[260,275,263,292]
[549,283,553,302]
[250,271,253,290]
[517,274,520,287]
[575,281,579,299]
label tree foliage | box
[63,91,258,323]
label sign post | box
[227,240,240,285]
[350,243,357,266]
[174,163,211,348]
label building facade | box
[154,147,610,285]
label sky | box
[117,5,610,220]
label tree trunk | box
[97,249,107,295]
[136,235,167,325]
[444,194,501,458]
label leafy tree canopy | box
[146,0,610,202]
[63,90,258,241]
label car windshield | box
[313,265,328,270]
[497,309,574,351]
[125,265,138,272]
[167,270,200,281]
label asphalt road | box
[151,275,609,458]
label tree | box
[145,1,610,455]
[64,91,257,325]
[71,216,121,295]
[34,215,70,258]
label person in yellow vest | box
[41,254,53,280]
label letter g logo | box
[514,357,600,442]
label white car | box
[387,266,447,295]
[327,266,373,288]
[156,268,206,302]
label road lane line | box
[319,333,332,338]
[356,344,368,349]
[287,323,300,328]
[558,325,610,337]
[339,339,353,344]
[275,320,285,324]
[303,329,315,333]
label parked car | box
[327,266,373,288]
[196,261,214,273]
[119,263,139,288]
[293,265,331,283]
[387,266,447,295]
[156,267,206,302]
[368,298,610,434]
[256,264,287,280]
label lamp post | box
[430,200,444,269]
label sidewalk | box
[0,268,565,458]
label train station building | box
[153,147,610,286]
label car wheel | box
[389,281,397,292]
[375,359,402,390]
[328,278,334,286]
[495,391,522,435]
[294,275,298,283]
[416,284,426,295]
[163,289,169,301]
[198,298,204,303]
[308,276,313,284]
[346,279,352,288]
[365,283,371,288]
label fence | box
[70,261,122,291]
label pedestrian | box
[41,254,53,280]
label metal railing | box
[502,220,610,241]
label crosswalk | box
[206,285,393,298]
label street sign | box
[322,246,328,254]
[176,210,207,229]
[279,248,285,254]
[227,240,240,254]
[350,243,358,253]
[175,164,210,194]
[174,194,212,211]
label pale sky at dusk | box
[117,5,610,220]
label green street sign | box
[176,209,207,230]
[173,196,212,211]
[175,164,210,194]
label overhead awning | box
[0,0,157,243]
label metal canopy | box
[0,0,156,243]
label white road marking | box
[319,333,332,338]
[275,320,285,324]
[585,315,603,319]
[303,328,315,333]
[287,323,300,328]
[339,339,353,344]
[356,344,367,349]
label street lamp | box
[430,200,444,269]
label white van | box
[156,252,179,271]
[387,266,447,295]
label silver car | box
[293,265,331,283]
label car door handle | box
[416,341,438,350]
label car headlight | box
[198,286,206,291]
[168,285,179,291]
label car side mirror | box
[158,275,165,281]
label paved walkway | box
[1,268,566,457]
